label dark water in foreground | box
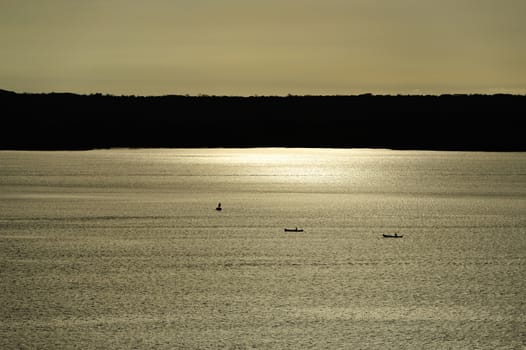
[1,148,525,349]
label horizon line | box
[2,88,525,98]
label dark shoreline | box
[2,90,525,151]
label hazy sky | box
[1,0,525,96]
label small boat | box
[383,233,403,238]
[284,227,304,232]
[215,202,222,211]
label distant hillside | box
[1,90,524,151]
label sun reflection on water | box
[196,148,391,187]
[119,147,402,191]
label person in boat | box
[394,233,397,237]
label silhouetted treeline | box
[1,89,524,151]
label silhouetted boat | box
[284,227,303,232]
[216,202,222,211]
[383,233,403,238]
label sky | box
[1,0,525,96]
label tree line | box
[1,89,524,151]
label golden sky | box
[1,0,525,96]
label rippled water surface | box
[1,148,525,349]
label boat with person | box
[284,227,304,232]
[216,202,222,211]
[383,233,403,238]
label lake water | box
[1,148,525,349]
